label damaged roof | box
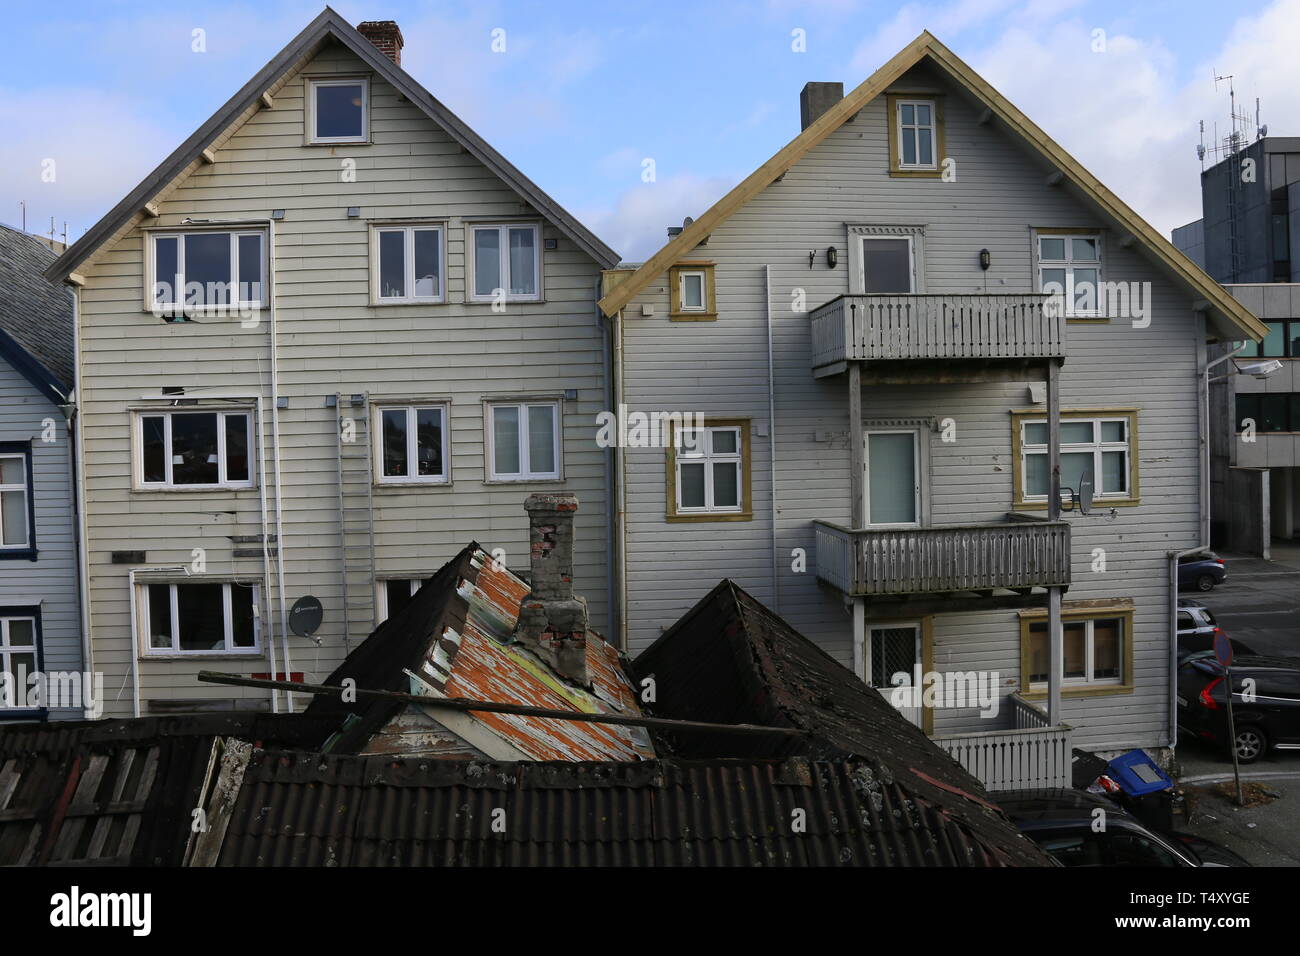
[306,543,655,762]
[630,580,1051,866]
[213,751,1045,866]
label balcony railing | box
[934,695,1072,790]
[810,293,1065,371]
[814,518,1071,597]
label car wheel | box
[1233,726,1268,764]
[1196,574,1216,592]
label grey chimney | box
[800,81,844,130]
[514,493,589,686]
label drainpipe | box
[127,567,189,717]
[765,265,779,610]
[614,306,628,652]
[266,218,293,710]
[598,278,617,642]
[68,286,94,718]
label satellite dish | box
[289,595,323,638]
[1078,471,1094,515]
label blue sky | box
[2,0,1297,260]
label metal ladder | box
[334,392,375,651]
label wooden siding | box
[0,364,82,720]
[618,61,1202,753]
[75,44,609,717]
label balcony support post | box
[1047,359,1063,725]
[848,363,864,529]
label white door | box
[864,429,920,527]
[865,623,923,726]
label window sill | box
[466,297,547,306]
[889,167,942,179]
[374,479,453,491]
[132,486,258,495]
[0,709,48,721]
[1013,497,1140,511]
[304,139,372,147]
[1022,683,1133,700]
[666,511,753,523]
[483,477,564,486]
[669,312,718,322]
[0,549,38,562]
[369,299,447,307]
[140,651,265,661]
[1065,317,1112,324]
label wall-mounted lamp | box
[979,248,992,271]
[826,246,838,269]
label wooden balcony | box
[933,694,1073,790]
[814,518,1070,608]
[810,293,1066,380]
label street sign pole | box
[1214,631,1243,807]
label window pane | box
[493,406,521,475]
[1093,619,1120,679]
[148,584,173,649]
[677,428,704,456]
[184,233,232,305]
[5,619,34,646]
[1291,395,1300,432]
[176,584,226,651]
[7,654,35,683]
[713,462,739,507]
[474,229,501,297]
[1039,238,1066,261]
[1060,421,1094,444]
[382,408,408,477]
[378,230,406,298]
[679,462,706,508]
[1071,237,1099,261]
[413,230,440,298]
[1061,452,1092,492]
[711,429,739,455]
[170,414,220,484]
[1072,268,1098,310]
[142,416,166,483]
[682,273,704,309]
[527,405,556,475]
[900,104,914,125]
[1102,450,1126,493]
[315,83,364,138]
[901,128,917,165]
[1040,267,1066,295]
[862,239,911,293]
[237,234,262,303]
[918,127,933,165]
[916,104,931,125]
[0,491,24,546]
[385,579,416,620]
[155,237,178,304]
[1025,453,1048,497]
[1064,622,1087,679]
[1259,322,1285,356]
[1024,422,1048,445]
[868,432,916,524]
[1100,420,1125,443]
[508,228,537,296]
[1029,623,1048,683]
[1260,395,1287,432]
[415,407,443,477]
[224,415,249,483]
[1236,395,1260,430]
[0,456,23,485]
[230,586,256,647]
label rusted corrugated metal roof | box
[213,750,1041,867]
[630,580,1052,867]
[306,544,654,761]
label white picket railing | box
[934,697,1072,791]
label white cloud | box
[579,173,739,262]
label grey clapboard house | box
[598,33,1265,785]
[0,224,84,721]
[43,10,618,718]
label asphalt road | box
[1186,548,1300,658]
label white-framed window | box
[139,581,261,655]
[487,402,560,480]
[376,404,449,483]
[896,99,937,169]
[678,270,706,312]
[1028,617,1123,688]
[372,224,444,303]
[136,410,254,489]
[859,236,916,294]
[0,451,32,551]
[675,424,743,514]
[0,614,38,708]
[470,223,541,302]
[150,230,267,310]
[1035,233,1102,317]
[376,577,429,622]
[1019,415,1131,503]
[306,76,369,144]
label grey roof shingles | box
[0,223,74,399]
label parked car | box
[996,789,1247,866]
[1177,655,1300,762]
[1178,552,1227,592]
[1175,599,1254,662]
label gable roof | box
[305,542,655,762]
[44,6,617,284]
[0,224,74,402]
[630,579,1051,867]
[597,32,1267,343]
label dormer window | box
[307,76,369,144]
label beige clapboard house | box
[45,11,618,717]
[599,33,1266,782]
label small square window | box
[487,402,560,480]
[307,77,369,144]
[376,405,450,483]
[373,225,444,302]
[470,224,541,302]
[669,263,716,318]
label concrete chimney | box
[515,493,589,686]
[357,20,404,66]
[800,81,844,130]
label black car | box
[1178,655,1300,762]
[1178,552,1227,592]
[996,789,1248,866]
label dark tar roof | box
[0,223,74,401]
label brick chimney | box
[515,493,589,687]
[800,81,843,130]
[357,20,404,66]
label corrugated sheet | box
[214,751,1036,867]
